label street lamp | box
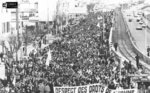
[145,14,147,55]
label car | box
[142,25,147,28]
[136,19,140,22]
[139,21,143,24]
[129,19,132,22]
[134,15,138,17]
[127,14,131,16]
[137,12,142,15]
[136,17,142,22]
[136,27,142,30]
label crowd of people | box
[0,9,140,93]
[49,11,136,88]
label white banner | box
[0,62,6,80]
[111,89,137,93]
[54,83,111,93]
[46,50,52,66]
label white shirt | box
[5,87,10,92]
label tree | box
[22,25,48,46]
[7,35,21,59]
[87,3,95,13]
[22,26,35,45]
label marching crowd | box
[0,10,141,93]
[49,11,136,88]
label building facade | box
[0,0,38,54]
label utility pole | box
[145,14,147,55]
[16,6,19,61]
[102,12,105,46]
[56,0,60,35]
[47,0,49,34]
[25,25,27,56]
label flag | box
[12,76,16,86]
[97,22,100,27]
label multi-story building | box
[38,0,57,22]
[56,0,88,26]
[0,0,38,54]
[0,0,90,53]
[0,0,59,56]
[0,0,12,53]
[0,0,38,35]
[38,0,58,32]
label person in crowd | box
[135,54,139,69]
[147,86,150,93]
[147,46,150,56]
[114,43,118,51]
[39,81,45,93]
[44,83,50,93]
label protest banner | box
[54,83,111,93]
[111,89,137,93]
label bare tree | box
[7,35,21,58]
[87,3,95,13]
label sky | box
[0,0,58,21]
[0,0,148,36]
[145,0,150,4]
[38,0,58,21]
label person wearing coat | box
[39,82,45,93]
[44,83,50,93]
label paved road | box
[123,10,150,55]
[112,9,150,73]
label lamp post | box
[16,5,19,61]
[47,0,49,34]
[102,12,105,46]
[145,14,147,55]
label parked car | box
[139,21,143,24]
[142,24,147,28]
[129,19,132,22]
[136,26,142,30]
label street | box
[113,8,150,73]
[0,0,150,93]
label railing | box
[109,23,128,63]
